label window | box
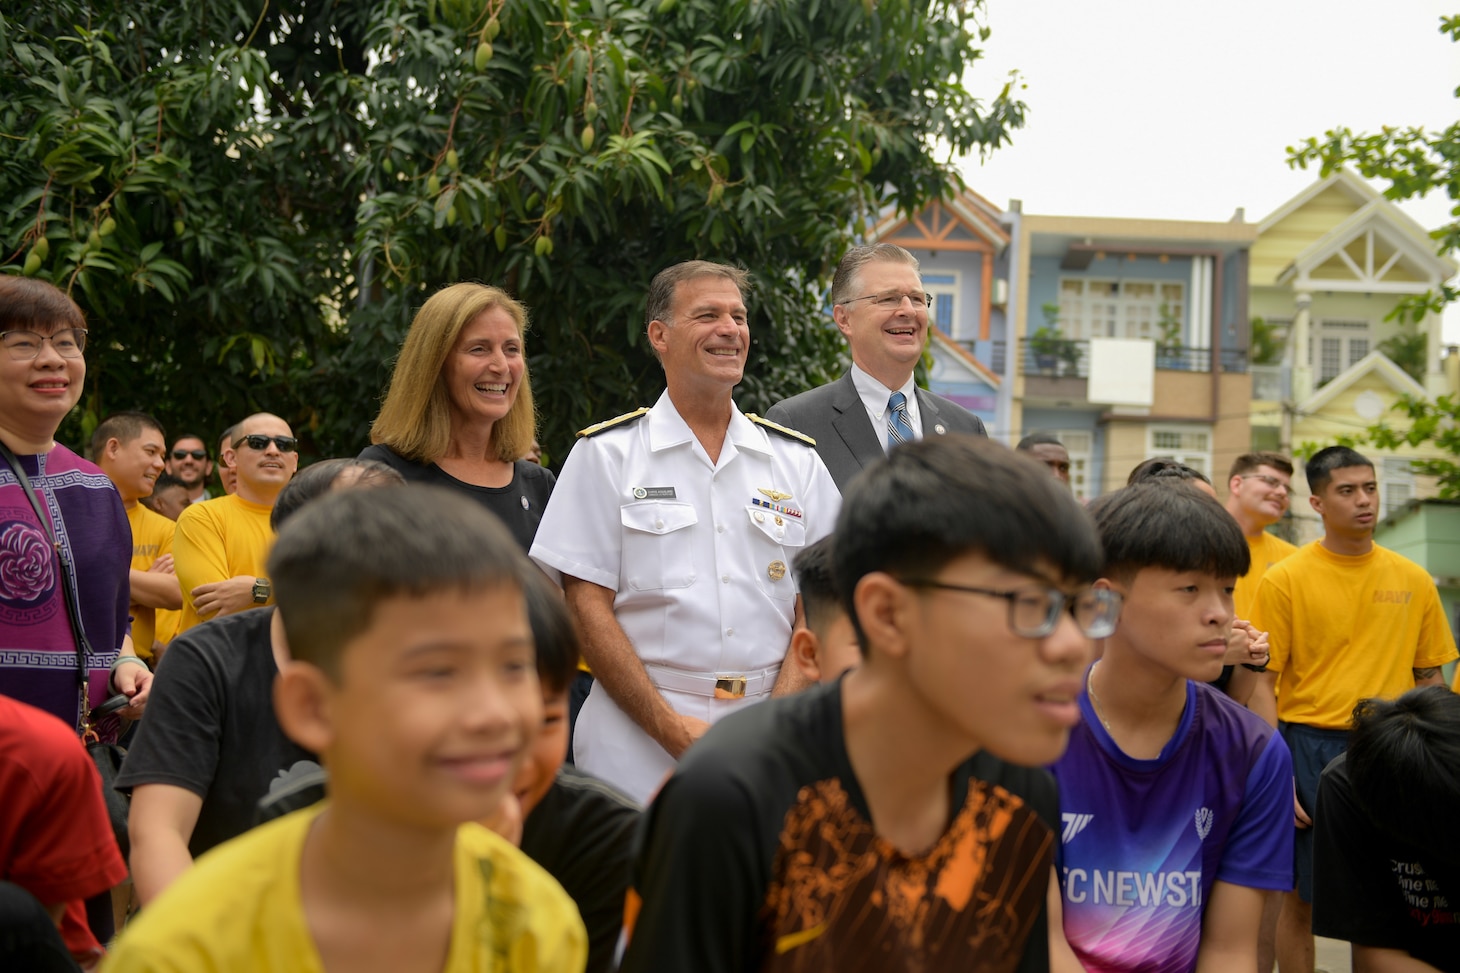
[923,272,960,336]
[1058,278,1185,342]
[1380,457,1415,520]
[1312,319,1371,385]
[1147,425,1212,479]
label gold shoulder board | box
[576,407,650,439]
[745,413,816,447]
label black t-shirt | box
[357,444,555,551]
[621,680,1059,973]
[1313,753,1460,971]
[520,766,641,973]
[115,608,314,856]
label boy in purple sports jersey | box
[1052,483,1294,973]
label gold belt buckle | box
[714,675,748,699]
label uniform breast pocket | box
[621,501,698,590]
[745,505,806,602]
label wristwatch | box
[252,577,272,604]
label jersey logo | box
[1194,807,1213,840]
[1061,812,1094,843]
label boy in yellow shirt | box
[1251,445,1457,973]
[103,486,586,972]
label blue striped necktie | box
[887,391,913,449]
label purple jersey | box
[0,446,130,734]
[1051,677,1292,973]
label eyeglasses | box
[837,291,933,310]
[900,578,1123,639]
[1239,473,1289,495]
[232,434,298,453]
[171,449,208,461]
[1,328,88,360]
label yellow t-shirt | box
[125,502,176,661]
[153,608,181,650]
[1232,529,1297,622]
[173,494,276,633]
[1251,541,1459,728]
[101,803,587,973]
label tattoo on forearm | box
[1413,666,1441,682]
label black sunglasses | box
[171,449,208,461]
[232,434,298,453]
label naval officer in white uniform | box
[530,261,840,804]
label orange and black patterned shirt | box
[621,680,1059,972]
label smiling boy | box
[103,486,586,972]
[622,436,1111,971]
[1053,483,1293,973]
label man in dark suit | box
[766,243,987,491]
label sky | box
[958,0,1460,337]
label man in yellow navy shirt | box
[1251,446,1458,973]
[93,412,181,663]
[1221,451,1297,725]
[173,413,298,633]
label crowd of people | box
[0,245,1457,973]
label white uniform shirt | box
[849,362,922,454]
[530,390,841,801]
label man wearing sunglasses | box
[172,414,299,632]
[165,433,214,505]
[765,243,986,492]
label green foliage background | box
[0,0,1024,464]
[1288,14,1459,486]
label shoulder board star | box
[745,413,816,447]
[577,407,650,439]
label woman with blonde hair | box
[360,282,554,550]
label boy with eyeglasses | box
[1052,483,1293,973]
[1224,452,1297,622]
[172,413,299,632]
[621,436,1110,972]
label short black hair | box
[522,569,580,695]
[1347,687,1460,862]
[172,432,208,450]
[1305,445,1374,494]
[1016,432,1065,452]
[1127,457,1211,487]
[834,436,1102,649]
[269,485,528,678]
[90,411,165,459]
[792,535,842,638]
[1090,483,1250,583]
[151,472,188,493]
[270,458,405,531]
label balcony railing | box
[1003,339,1247,377]
[1019,338,1090,379]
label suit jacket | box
[764,371,987,492]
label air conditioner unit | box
[991,278,1008,307]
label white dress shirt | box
[530,390,841,802]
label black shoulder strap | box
[0,442,94,701]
